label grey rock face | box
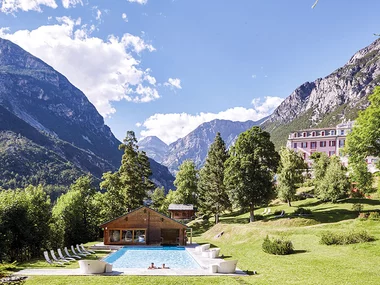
[0,38,174,190]
[157,118,267,174]
[268,38,380,126]
[139,136,169,163]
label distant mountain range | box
[139,118,267,174]
[263,38,380,147]
[0,38,174,192]
[141,38,380,173]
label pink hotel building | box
[286,121,378,172]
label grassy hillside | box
[19,196,380,285]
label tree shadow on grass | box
[297,199,325,208]
[220,217,250,224]
[292,250,308,254]
[302,209,357,223]
[339,198,380,206]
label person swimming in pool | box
[148,262,157,269]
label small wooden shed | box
[99,206,189,246]
[168,204,196,220]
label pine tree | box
[198,132,230,223]
[100,131,153,217]
[224,126,279,222]
[174,160,198,205]
[277,148,307,206]
[151,187,166,211]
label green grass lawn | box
[21,197,380,285]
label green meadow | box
[20,197,380,285]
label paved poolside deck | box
[14,244,247,276]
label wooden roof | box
[99,206,188,228]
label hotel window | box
[320,141,326,147]
[294,133,297,138]
[311,142,317,149]
[329,141,336,147]
[303,132,307,137]
[329,151,335,156]
[294,143,297,148]
[340,130,344,135]
[330,130,335,135]
[321,131,325,136]
[312,131,316,137]
[301,142,308,148]
[339,139,345,148]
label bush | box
[368,211,380,220]
[351,203,363,212]
[320,230,375,245]
[294,207,312,215]
[262,235,294,255]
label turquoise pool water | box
[103,246,201,269]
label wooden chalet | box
[168,204,196,220]
[99,206,189,246]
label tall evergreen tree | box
[198,132,230,223]
[101,131,153,217]
[224,126,279,222]
[174,160,198,205]
[277,148,307,206]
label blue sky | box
[0,0,379,144]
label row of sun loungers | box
[44,244,95,266]
[194,243,238,273]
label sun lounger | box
[77,244,91,255]
[58,248,75,261]
[80,244,95,254]
[50,250,70,264]
[275,210,285,218]
[71,245,87,257]
[262,208,268,215]
[195,244,210,252]
[78,260,113,274]
[43,251,64,266]
[65,246,81,259]
[211,260,238,273]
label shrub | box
[351,203,363,212]
[294,207,312,215]
[262,235,294,255]
[320,230,375,245]
[368,211,380,220]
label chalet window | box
[110,230,121,242]
[320,141,326,147]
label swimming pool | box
[103,246,201,269]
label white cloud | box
[127,0,147,4]
[140,96,284,144]
[0,17,160,116]
[95,9,101,20]
[164,78,181,89]
[251,74,256,79]
[122,13,128,22]
[61,0,82,9]
[0,0,58,13]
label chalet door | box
[161,229,179,245]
